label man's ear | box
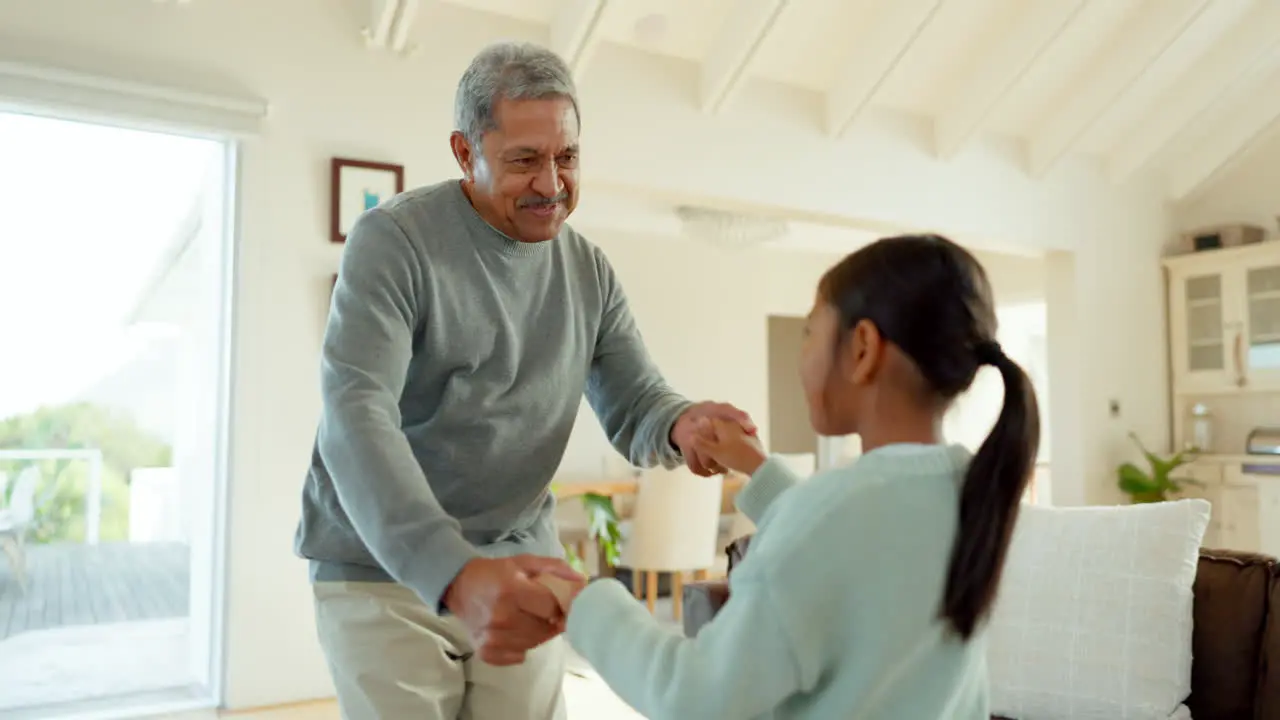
[449,131,474,181]
[842,319,883,385]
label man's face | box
[452,96,580,243]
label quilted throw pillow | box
[986,499,1210,719]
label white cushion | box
[986,499,1210,720]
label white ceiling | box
[364,0,1280,201]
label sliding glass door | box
[0,110,233,717]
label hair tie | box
[974,340,1004,366]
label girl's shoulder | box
[746,446,970,563]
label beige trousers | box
[314,581,567,720]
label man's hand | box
[693,417,768,476]
[671,401,757,476]
[442,555,582,666]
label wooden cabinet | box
[1179,462,1223,547]
[1165,243,1280,395]
[1180,460,1272,551]
[1219,484,1261,552]
[1256,477,1280,559]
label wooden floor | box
[0,542,188,640]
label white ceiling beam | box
[825,0,945,139]
[933,0,1086,160]
[1167,63,1280,200]
[1026,0,1213,177]
[362,0,420,55]
[1106,3,1280,184]
[700,0,789,115]
[389,0,421,54]
[364,0,399,50]
[550,0,609,82]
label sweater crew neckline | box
[450,181,556,258]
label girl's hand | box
[534,572,586,616]
[692,417,768,476]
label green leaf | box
[582,492,620,522]
[1118,462,1159,496]
[1154,450,1195,478]
[579,491,624,569]
[562,543,586,574]
[1124,432,1202,497]
[1128,432,1163,473]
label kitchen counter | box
[1193,453,1280,466]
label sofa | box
[683,535,1280,720]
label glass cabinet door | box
[1184,273,1227,375]
[1245,263,1280,386]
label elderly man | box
[295,41,754,719]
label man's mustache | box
[517,193,568,209]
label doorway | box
[767,315,858,471]
[943,301,1051,502]
[0,111,232,717]
[767,315,815,456]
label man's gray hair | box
[455,42,580,146]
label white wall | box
[1,0,1173,709]
[943,302,1050,460]
[568,232,1051,478]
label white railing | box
[0,448,104,544]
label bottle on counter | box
[1189,403,1213,453]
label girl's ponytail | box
[941,341,1040,639]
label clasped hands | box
[443,554,585,666]
[673,401,768,477]
[445,402,763,666]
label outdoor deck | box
[0,542,188,640]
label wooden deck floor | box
[0,542,188,641]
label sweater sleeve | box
[585,252,692,468]
[567,577,804,719]
[735,455,804,524]
[317,208,479,611]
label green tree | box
[0,403,172,543]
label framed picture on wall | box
[330,157,405,243]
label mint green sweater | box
[566,444,989,719]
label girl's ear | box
[842,319,883,385]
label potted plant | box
[552,487,623,575]
[1116,432,1202,504]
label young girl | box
[562,234,1040,719]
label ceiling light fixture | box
[675,206,790,249]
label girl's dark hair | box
[819,234,1040,640]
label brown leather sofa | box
[683,536,1280,720]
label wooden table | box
[553,473,747,500]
